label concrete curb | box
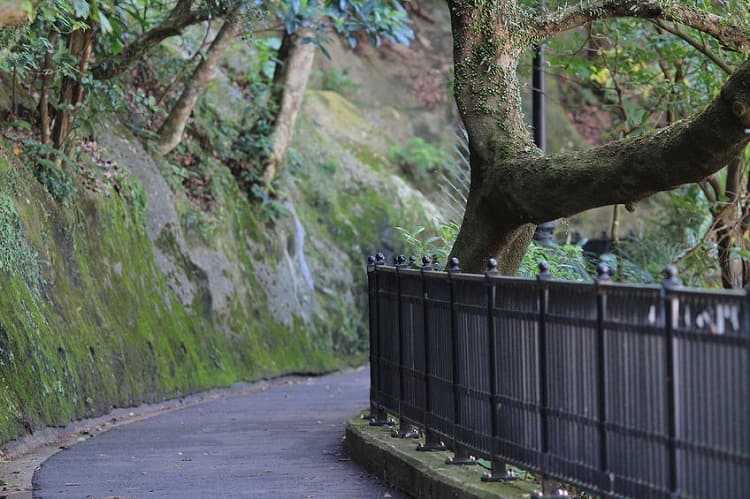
[345,411,539,499]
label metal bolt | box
[375,252,386,266]
[538,260,552,280]
[662,264,681,289]
[447,257,461,273]
[486,258,500,276]
[596,262,611,282]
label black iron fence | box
[366,254,750,498]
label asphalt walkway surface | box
[32,368,407,498]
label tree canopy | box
[446,0,750,273]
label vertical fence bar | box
[595,263,611,494]
[416,256,447,452]
[370,252,392,426]
[663,265,681,497]
[394,255,418,438]
[446,258,476,465]
[367,255,377,418]
[481,259,517,482]
[536,261,554,491]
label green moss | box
[0,43,444,446]
[0,134,341,445]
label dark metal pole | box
[367,255,377,418]
[370,252,393,426]
[595,263,612,493]
[662,265,681,496]
[482,259,517,482]
[445,258,476,465]
[394,256,418,438]
[532,5,556,247]
[417,256,447,452]
[532,45,546,154]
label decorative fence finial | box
[409,256,416,268]
[486,258,500,276]
[368,255,376,267]
[537,260,551,280]
[396,254,407,268]
[447,257,461,273]
[375,252,386,265]
[596,262,611,282]
[422,255,433,271]
[662,264,681,289]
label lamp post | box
[532,28,556,246]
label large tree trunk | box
[715,155,748,289]
[260,27,316,186]
[155,16,240,157]
[447,1,750,274]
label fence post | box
[394,255,419,439]
[662,264,681,497]
[595,263,612,494]
[370,252,393,426]
[482,258,518,482]
[366,255,378,419]
[417,256,447,452]
[445,257,477,465]
[536,261,560,494]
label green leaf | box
[71,0,90,18]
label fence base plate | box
[391,428,420,439]
[415,441,447,452]
[445,455,476,465]
[369,417,395,427]
[481,469,519,482]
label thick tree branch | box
[481,57,750,224]
[529,1,750,52]
[91,0,209,80]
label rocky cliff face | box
[0,82,439,448]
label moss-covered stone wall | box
[0,75,437,446]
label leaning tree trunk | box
[715,154,748,289]
[156,15,240,157]
[260,26,316,186]
[446,1,750,274]
[52,20,95,151]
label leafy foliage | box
[391,136,451,193]
[517,243,591,281]
[394,222,458,269]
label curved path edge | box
[0,373,319,498]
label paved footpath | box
[32,368,407,498]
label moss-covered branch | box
[91,0,210,80]
[528,1,750,52]
[482,57,750,224]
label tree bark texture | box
[260,28,316,186]
[156,17,240,157]
[91,0,209,81]
[52,21,95,150]
[446,0,750,274]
